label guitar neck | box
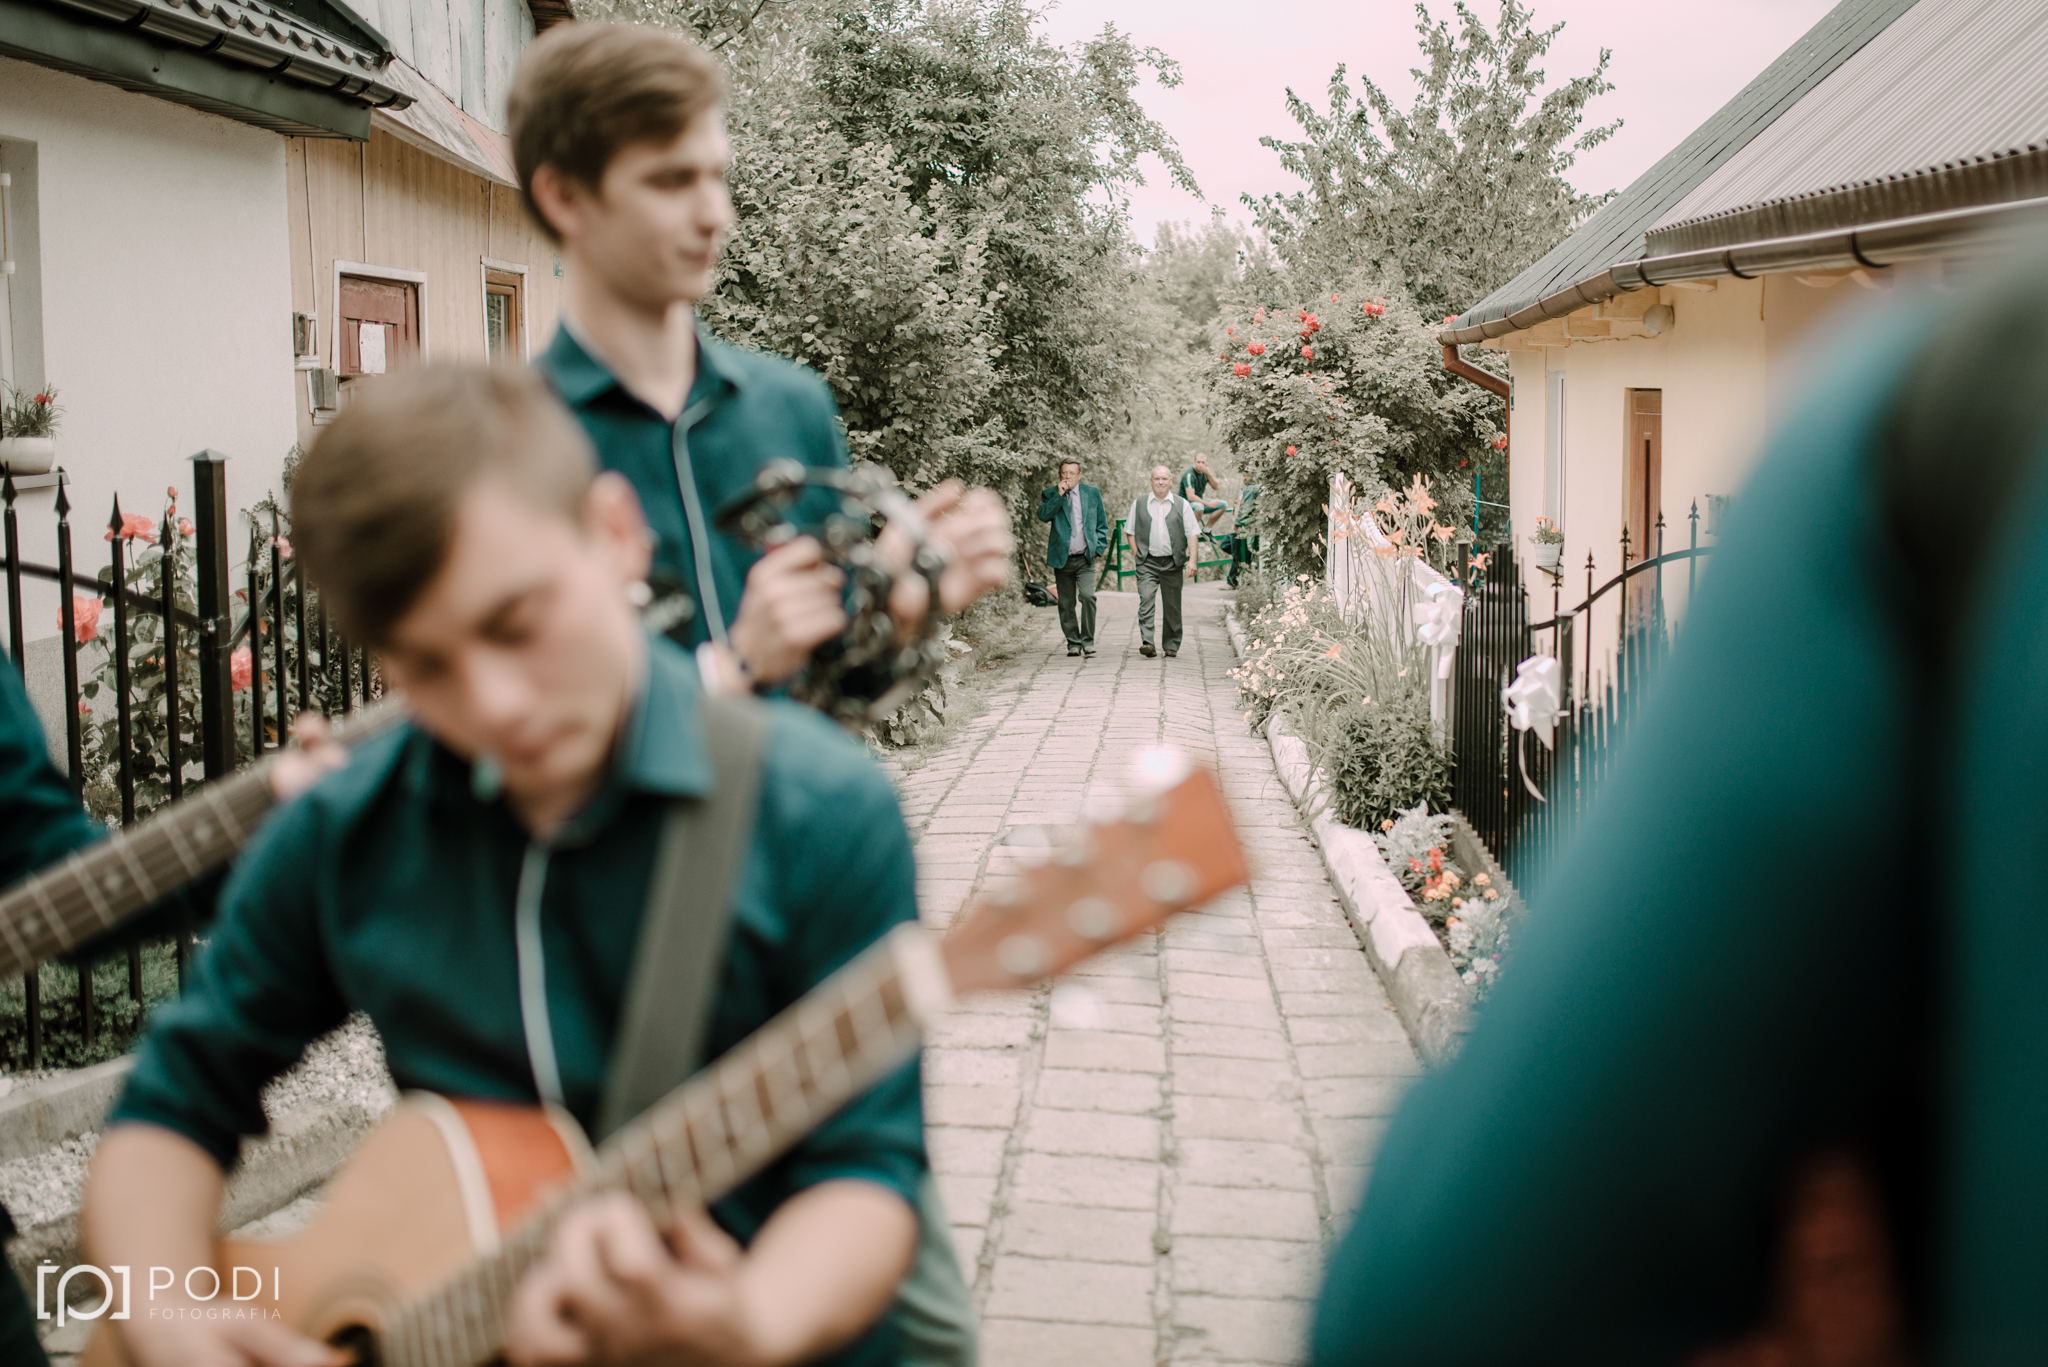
[377,923,954,1367]
[0,699,406,978]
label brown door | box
[1625,389,1662,624]
[338,275,420,377]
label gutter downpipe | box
[1442,342,1510,473]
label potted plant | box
[1528,516,1564,573]
[0,383,61,474]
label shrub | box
[1316,695,1449,830]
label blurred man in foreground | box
[1314,248,2048,1364]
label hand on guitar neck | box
[83,750,1246,1367]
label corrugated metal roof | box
[1447,0,1918,333]
[1653,0,2048,232]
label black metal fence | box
[1,454,376,1066]
[1451,507,1712,890]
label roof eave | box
[1437,195,2048,347]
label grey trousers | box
[894,1172,979,1366]
[1053,555,1097,648]
[1135,554,1185,651]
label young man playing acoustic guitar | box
[508,22,1012,693]
[82,366,925,1367]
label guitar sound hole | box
[328,1323,381,1366]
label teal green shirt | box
[537,323,851,647]
[111,638,925,1364]
[1312,319,1951,1363]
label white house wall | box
[0,55,297,728]
[1496,275,1862,690]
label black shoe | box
[1164,648,1177,658]
[1082,646,1096,656]
[1140,643,1157,658]
[1068,645,1082,657]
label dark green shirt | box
[0,661,99,894]
[536,323,850,648]
[111,637,925,1364]
[1310,297,2048,1363]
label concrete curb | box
[6,1092,379,1296]
[0,1058,137,1162]
[1225,613,1474,1066]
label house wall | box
[285,126,565,448]
[0,56,298,656]
[1494,273,1864,689]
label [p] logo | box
[37,1261,283,1327]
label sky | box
[1033,0,1841,247]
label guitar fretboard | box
[374,923,953,1367]
[0,700,406,977]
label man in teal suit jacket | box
[1036,459,1109,657]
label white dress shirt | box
[1128,493,1200,557]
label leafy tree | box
[1250,0,1617,319]
[695,0,1195,516]
[1208,280,1499,577]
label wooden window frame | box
[480,256,528,362]
[329,261,429,376]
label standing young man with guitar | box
[82,367,927,1367]
[509,22,1012,694]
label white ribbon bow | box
[1502,655,1563,748]
[1413,580,1464,678]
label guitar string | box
[388,941,927,1367]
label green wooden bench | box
[1095,517,1237,589]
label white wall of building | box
[1495,274,1863,688]
[1,56,297,664]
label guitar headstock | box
[941,749,1248,995]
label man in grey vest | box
[1127,464,1201,658]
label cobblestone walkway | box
[889,585,1421,1367]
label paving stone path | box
[887,584,1422,1367]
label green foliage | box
[0,942,184,1070]
[1315,694,1449,830]
[77,514,205,822]
[0,381,61,439]
[1249,0,1617,319]
[1208,284,1497,577]
[700,0,1193,528]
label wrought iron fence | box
[1451,507,1712,890]
[1,454,377,1066]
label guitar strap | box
[595,690,766,1144]
[592,688,982,1365]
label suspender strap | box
[595,692,767,1143]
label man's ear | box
[586,473,654,584]
[528,164,585,244]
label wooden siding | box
[285,126,564,447]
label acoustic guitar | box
[0,700,406,978]
[83,747,1247,1367]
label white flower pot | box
[1530,540,1563,572]
[0,436,56,475]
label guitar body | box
[82,1096,588,1366]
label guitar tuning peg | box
[985,876,1026,910]
[1130,746,1192,795]
[1055,828,1096,869]
[1124,793,1162,826]
[1064,897,1121,942]
[1082,792,1124,825]
[997,934,1051,981]
[1139,859,1199,906]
